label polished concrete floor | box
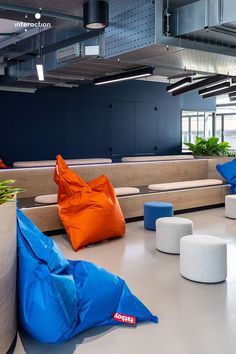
[14,207,236,354]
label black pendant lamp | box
[83,1,109,29]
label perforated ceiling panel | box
[105,0,155,58]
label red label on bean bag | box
[113,312,136,325]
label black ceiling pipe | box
[83,1,109,30]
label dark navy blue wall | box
[0,80,216,164]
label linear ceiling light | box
[229,96,236,102]
[93,67,154,86]
[171,74,228,96]
[202,85,236,99]
[199,81,231,95]
[229,92,236,98]
[36,56,44,81]
[83,1,109,29]
[166,77,192,93]
[0,86,36,93]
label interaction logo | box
[113,312,136,325]
[14,21,51,29]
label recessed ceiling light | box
[35,12,41,20]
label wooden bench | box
[0,158,232,232]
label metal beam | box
[0,33,16,36]
[45,73,88,80]
[17,77,79,88]
[0,2,83,22]
[0,27,50,51]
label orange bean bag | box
[0,159,7,168]
[54,155,125,251]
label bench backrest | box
[0,160,210,198]
[121,155,193,162]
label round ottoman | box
[180,235,227,283]
[225,195,236,219]
[156,217,193,254]
[144,202,173,231]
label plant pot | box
[0,200,17,353]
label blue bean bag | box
[216,158,236,193]
[17,209,157,344]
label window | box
[216,100,236,150]
[181,110,214,151]
[182,116,189,147]
[205,112,213,138]
[215,115,223,142]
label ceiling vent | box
[56,43,81,63]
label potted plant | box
[0,180,23,353]
[184,136,234,158]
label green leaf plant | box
[0,179,24,204]
[184,136,233,157]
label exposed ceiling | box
[18,57,142,88]
[111,43,236,77]
[107,0,236,83]
[0,0,236,93]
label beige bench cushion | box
[148,179,223,191]
[14,158,112,168]
[114,187,140,196]
[121,155,193,162]
[34,187,140,204]
[35,194,58,204]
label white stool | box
[225,195,236,219]
[156,217,193,254]
[180,235,227,283]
